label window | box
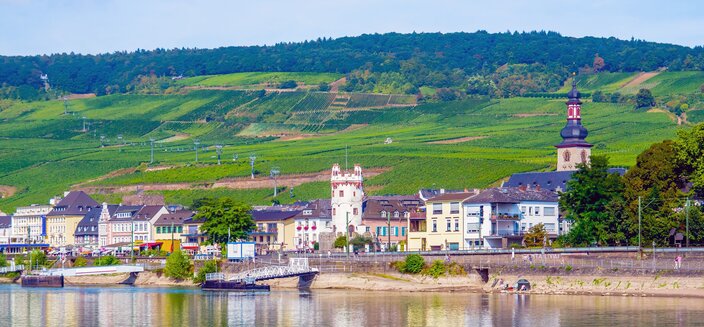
[450,202,460,214]
[376,226,381,236]
[521,206,526,215]
[401,227,407,236]
[339,190,344,197]
[432,220,437,232]
[381,211,386,218]
[178,226,183,233]
[394,211,399,218]
[156,226,161,234]
[544,207,556,216]
[454,219,460,232]
[333,208,336,216]
[544,223,556,232]
[466,223,480,233]
[382,227,387,236]
[446,220,452,232]
[303,210,312,216]
[521,223,527,231]
[394,227,399,236]
[528,207,533,216]
[432,203,442,215]
[366,226,370,232]
[534,207,540,215]
[353,208,359,215]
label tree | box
[559,156,628,246]
[333,236,348,249]
[0,253,7,267]
[73,256,87,267]
[94,255,120,266]
[349,236,373,251]
[193,260,218,284]
[635,88,655,109]
[675,123,704,197]
[318,82,330,92]
[196,198,255,244]
[278,80,298,89]
[593,53,606,72]
[592,90,606,102]
[29,250,47,269]
[165,250,192,280]
[523,223,548,247]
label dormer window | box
[303,210,312,216]
[394,211,399,218]
[381,211,387,218]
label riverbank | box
[263,272,484,292]
[487,272,704,298]
[63,272,197,287]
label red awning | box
[182,245,198,249]
[138,242,163,248]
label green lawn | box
[176,72,343,87]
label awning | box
[182,245,199,250]
[138,242,163,248]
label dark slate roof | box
[251,210,301,221]
[110,205,144,221]
[362,195,424,220]
[184,216,206,224]
[503,168,627,193]
[293,199,332,220]
[153,210,194,226]
[419,189,465,200]
[464,187,558,204]
[0,216,11,228]
[47,191,99,216]
[75,205,117,236]
[134,205,165,221]
[427,192,476,202]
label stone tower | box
[330,163,364,235]
[556,80,592,171]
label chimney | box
[535,184,541,191]
[518,185,527,192]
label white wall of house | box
[517,201,560,235]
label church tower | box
[330,163,364,236]
[556,80,592,171]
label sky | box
[0,0,702,56]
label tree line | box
[560,123,704,247]
[1,30,703,99]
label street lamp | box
[346,212,350,259]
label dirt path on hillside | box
[647,108,678,124]
[158,133,190,143]
[622,71,661,89]
[330,77,346,93]
[0,185,16,198]
[427,136,488,144]
[73,167,389,194]
[65,93,96,100]
[273,124,369,141]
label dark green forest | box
[2,30,704,99]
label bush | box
[422,260,447,278]
[0,253,7,267]
[391,261,406,272]
[193,260,218,284]
[14,255,26,267]
[565,265,573,272]
[29,250,47,268]
[333,236,348,249]
[165,250,192,280]
[73,256,87,267]
[446,262,466,275]
[94,255,121,266]
[403,254,425,274]
[279,80,298,89]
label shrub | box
[565,265,573,272]
[165,250,192,280]
[313,242,319,251]
[73,256,87,267]
[391,261,406,272]
[422,260,447,278]
[193,260,218,284]
[29,250,47,268]
[446,262,466,276]
[94,255,121,266]
[403,254,425,274]
[333,236,348,249]
[0,254,7,267]
[14,255,26,267]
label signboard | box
[227,242,256,261]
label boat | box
[21,275,64,288]
[202,280,270,292]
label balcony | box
[251,228,278,235]
[491,213,521,221]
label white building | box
[11,204,52,244]
[462,187,560,249]
[330,163,364,235]
[292,199,333,251]
[0,215,11,244]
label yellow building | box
[46,191,99,247]
[152,210,193,253]
[408,192,475,251]
[250,210,298,254]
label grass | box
[0,83,681,212]
[176,72,343,87]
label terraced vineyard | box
[0,73,688,212]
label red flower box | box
[296,226,302,231]
[311,225,317,230]
[304,225,309,230]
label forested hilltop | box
[2,31,703,99]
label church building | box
[556,80,592,171]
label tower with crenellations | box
[330,163,364,235]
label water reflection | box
[1,284,704,326]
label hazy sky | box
[1,0,702,56]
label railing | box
[205,273,225,281]
[0,265,24,273]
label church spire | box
[555,76,592,171]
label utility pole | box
[131,215,135,262]
[346,212,350,259]
[249,154,256,179]
[149,137,155,163]
[82,116,87,132]
[194,139,200,163]
[171,222,175,253]
[387,211,391,252]
[63,97,69,115]
[638,196,642,252]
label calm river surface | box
[0,284,703,326]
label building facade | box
[46,191,99,247]
[362,196,423,251]
[75,204,116,248]
[292,199,333,252]
[250,209,299,253]
[0,215,11,244]
[11,204,52,244]
[408,192,476,251]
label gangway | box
[207,258,318,285]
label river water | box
[0,284,702,326]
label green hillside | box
[0,83,680,212]
[177,72,343,88]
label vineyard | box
[176,72,343,87]
[0,72,693,212]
